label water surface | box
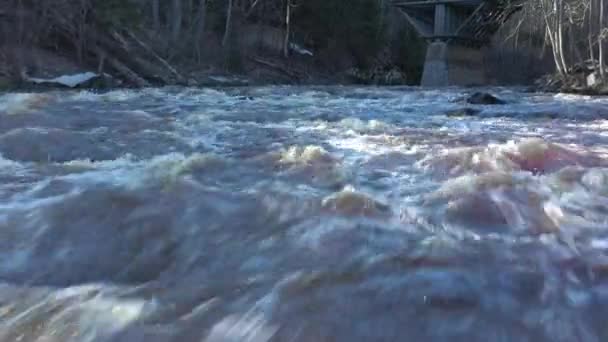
[1,87,608,341]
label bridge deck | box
[393,0,522,46]
[394,0,482,8]
[392,0,523,86]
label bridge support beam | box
[421,41,486,87]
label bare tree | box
[152,0,160,31]
[588,0,596,63]
[76,0,90,64]
[557,0,568,71]
[283,0,291,58]
[17,0,24,46]
[246,0,262,17]
[184,0,193,27]
[542,0,567,75]
[171,0,183,42]
[194,0,208,63]
[600,0,605,79]
[222,0,234,47]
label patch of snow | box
[208,75,249,84]
[27,72,99,88]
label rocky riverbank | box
[534,63,608,96]
[0,44,412,93]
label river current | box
[1,86,608,341]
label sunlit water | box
[1,86,608,341]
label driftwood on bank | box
[250,57,302,79]
[91,35,157,86]
[109,30,188,85]
[31,5,184,87]
[125,30,186,83]
[92,31,183,86]
[91,45,151,87]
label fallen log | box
[105,31,174,85]
[42,9,150,87]
[250,57,301,79]
[125,30,186,83]
[92,45,150,87]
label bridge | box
[393,0,522,86]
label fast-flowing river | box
[1,86,608,341]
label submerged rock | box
[466,92,506,105]
[269,145,349,188]
[445,107,481,117]
[322,186,391,218]
[278,145,335,166]
[405,270,481,310]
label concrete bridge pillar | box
[394,0,515,86]
[421,41,486,87]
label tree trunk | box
[549,27,565,75]
[152,0,160,31]
[126,30,185,83]
[246,0,261,17]
[377,0,386,38]
[543,0,565,75]
[600,0,605,80]
[92,45,151,87]
[557,0,568,73]
[194,0,208,63]
[76,0,89,65]
[283,0,291,58]
[589,0,595,63]
[222,0,234,47]
[569,24,583,65]
[184,0,193,27]
[171,0,183,42]
[17,0,24,45]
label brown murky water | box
[1,87,608,341]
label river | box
[1,86,608,341]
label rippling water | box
[1,86,608,341]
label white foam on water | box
[0,283,148,341]
[338,118,394,134]
[327,135,380,156]
[206,311,278,342]
[554,93,594,102]
[76,296,146,335]
[57,152,227,190]
[0,184,81,211]
[2,86,608,341]
[0,152,230,213]
[0,153,28,174]
[0,93,53,115]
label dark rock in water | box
[235,96,254,101]
[498,269,545,301]
[536,112,560,120]
[406,270,481,310]
[445,108,481,117]
[466,92,506,105]
[312,112,343,122]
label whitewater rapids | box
[1,87,608,341]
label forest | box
[0,0,605,90]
